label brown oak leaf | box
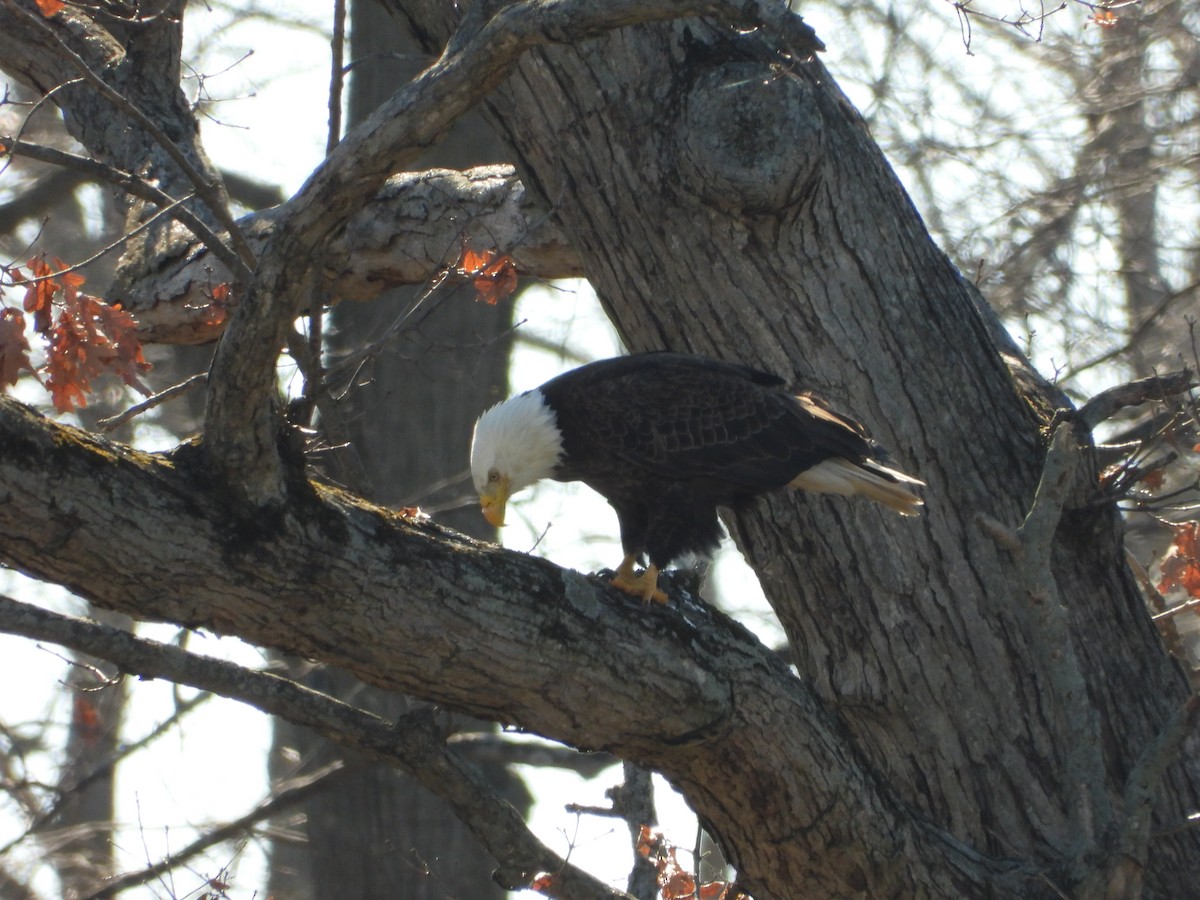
[0,308,34,389]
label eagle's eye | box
[487,468,500,483]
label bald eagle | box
[470,353,923,603]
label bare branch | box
[982,425,1114,867]
[95,372,206,433]
[0,689,211,858]
[0,136,248,280]
[0,593,632,900]
[1078,371,1195,431]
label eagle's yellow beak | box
[479,476,510,528]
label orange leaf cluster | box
[458,239,518,306]
[1138,465,1167,491]
[4,256,152,412]
[396,506,430,523]
[1157,522,1200,601]
[636,826,742,900]
[1088,9,1119,27]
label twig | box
[9,192,197,283]
[0,691,211,858]
[1152,597,1200,622]
[96,372,207,433]
[1064,281,1200,384]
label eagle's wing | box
[543,354,877,489]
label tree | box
[0,1,1198,897]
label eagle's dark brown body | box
[471,352,922,601]
[536,353,918,571]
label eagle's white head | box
[470,389,564,527]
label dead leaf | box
[0,308,34,389]
[72,695,102,745]
[1087,9,1119,27]
[458,240,518,305]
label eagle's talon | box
[610,557,667,604]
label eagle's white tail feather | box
[789,458,924,516]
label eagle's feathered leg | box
[610,554,667,605]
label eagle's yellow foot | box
[611,555,667,604]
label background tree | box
[266,2,524,896]
[0,1,1198,898]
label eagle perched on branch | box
[470,353,923,603]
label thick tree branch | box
[1077,370,1194,431]
[48,165,577,345]
[0,396,999,896]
